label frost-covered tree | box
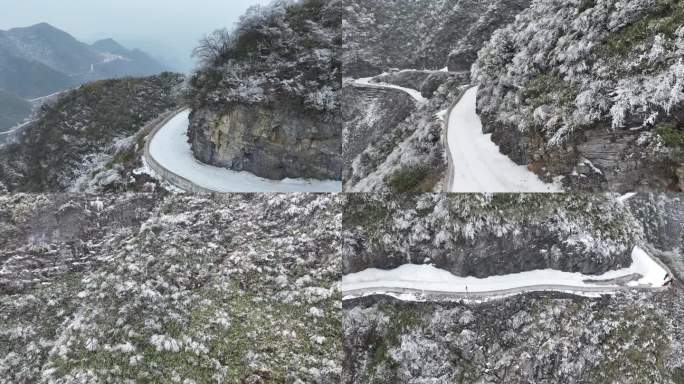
[473,0,684,190]
[188,0,341,112]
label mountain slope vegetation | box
[0,193,342,383]
[474,0,684,191]
[0,73,184,193]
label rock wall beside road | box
[188,97,342,181]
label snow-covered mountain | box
[0,23,166,98]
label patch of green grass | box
[588,309,669,383]
[521,73,579,111]
[673,367,684,384]
[655,122,684,148]
[46,280,340,383]
[385,164,440,193]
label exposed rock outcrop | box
[189,97,341,180]
[188,0,342,181]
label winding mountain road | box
[144,109,342,193]
[342,246,674,302]
[351,75,560,192]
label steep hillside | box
[343,193,684,383]
[0,73,184,193]
[187,0,342,181]
[343,193,641,277]
[344,288,684,383]
[474,0,684,191]
[341,0,530,77]
[629,193,684,278]
[0,90,32,132]
[343,72,467,192]
[0,193,342,383]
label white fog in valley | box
[0,0,272,71]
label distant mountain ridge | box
[0,22,166,98]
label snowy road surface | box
[447,86,561,192]
[342,246,670,301]
[148,110,342,193]
[354,76,427,103]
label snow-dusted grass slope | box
[149,110,341,193]
[342,246,669,300]
[448,86,560,192]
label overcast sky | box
[0,0,272,72]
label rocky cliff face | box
[343,194,641,277]
[474,0,684,192]
[189,96,341,180]
[188,0,342,181]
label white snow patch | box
[580,157,603,175]
[617,192,638,203]
[148,110,341,192]
[447,86,561,192]
[435,109,449,122]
